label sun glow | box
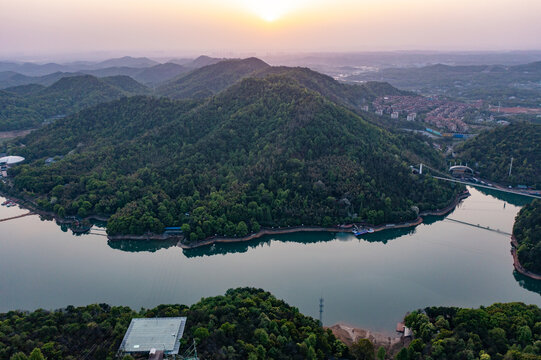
[243,0,310,22]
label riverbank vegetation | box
[3,73,459,240]
[513,199,541,275]
[1,291,540,360]
[404,302,541,360]
[456,122,540,188]
[0,288,347,360]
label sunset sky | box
[2,0,541,59]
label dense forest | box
[513,199,541,274]
[0,75,149,131]
[3,73,459,240]
[2,291,540,360]
[456,123,541,188]
[0,288,347,360]
[403,303,541,360]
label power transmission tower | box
[319,298,324,326]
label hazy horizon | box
[2,0,541,62]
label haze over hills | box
[0,55,224,89]
[5,71,458,239]
[344,61,541,107]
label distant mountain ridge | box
[0,57,412,131]
[344,60,541,107]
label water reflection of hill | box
[513,271,541,295]
[102,220,428,256]
[182,227,417,258]
[107,239,178,253]
[475,187,533,207]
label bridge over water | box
[444,217,512,236]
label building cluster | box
[371,95,480,132]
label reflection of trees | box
[107,239,177,253]
[475,187,533,207]
[183,227,418,258]
[513,271,541,295]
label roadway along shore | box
[510,235,541,281]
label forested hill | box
[256,66,408,111]
[513,199,541,274]
[156,57,408,106]
[0,288,347,360]
[456,123,541,188]
[0,58,411,132]
[1,291,539,360]
[6,74,459,239]
[156,57,271,99]
[0,74,150,131]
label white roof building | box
[0,156,25,165]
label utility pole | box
[509,157,513,177]
[419,163,423,175]
[319,298,324,326]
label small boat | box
[353,227,374,236]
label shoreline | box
[170,190,469,249]
[2,190,469,247]
[327,323,406,355]
[510,235,541,281]
[0,192,109,224]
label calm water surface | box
[1,187,539,333]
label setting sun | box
[243,0,309,22]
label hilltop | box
[5,73,458,239]
[156,57,271,99]
[0,74,150,131]
[256,66,407,110]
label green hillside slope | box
[513,199,541,274]
[0,75,150,131]
[0,288,347,360]
[156,57,270,99]
[6,74,459,240]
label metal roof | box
[119,317,186,355]
[0,156,25,165]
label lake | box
[1,187,539,333]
